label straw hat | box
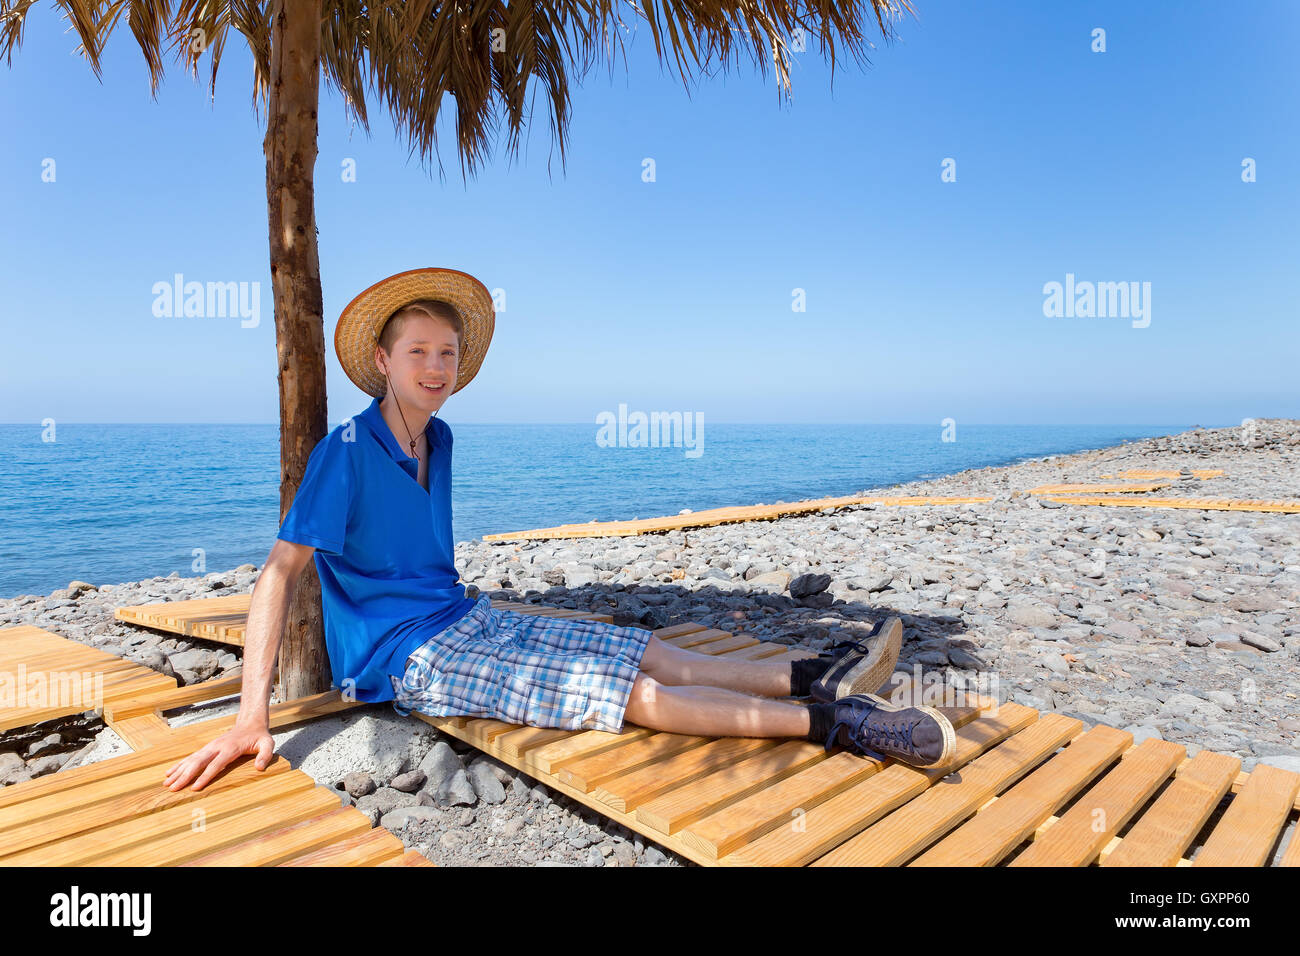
[334,267,495,398]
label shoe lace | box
[821,638,871,659]
[824,703,920,762]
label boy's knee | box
[626,673,662,721]
[638,635,678,677]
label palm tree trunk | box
[265,0,329,700]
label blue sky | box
[2,0,1296,425]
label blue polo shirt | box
[275,396,476,703]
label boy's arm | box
[162,538,315,792]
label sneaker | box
[809,616,903,703]
[822,692,956,769]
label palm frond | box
[1,0,914,182]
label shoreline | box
[2,422,1192,601]
[2,418,1297,866]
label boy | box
[165,267,955,794]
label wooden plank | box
[1025,482,1171,495]
[1280,827,1300,867]
[589,737,780,813]
[377,849,437,866]
[1102,750,1242,867]
[557,733,712,792]
[482,495,995,541]
[663,628,735,650]
[909,725,1133,866]
[179,805,373,866]
[97,788,346,866]
[683,752,887,861]
[730,703,1042,867]
[494,726,578,759]
[1,769,321,865]
[110,714,174,750]
[689,633,760,655]
[0,689,358,811]
[276,824,408,866]
[1008,738,1186,866]
[810,712,1081,866]
[105,673,250,721]
[524,726,658,775]
[1043,495,1300,514]
[1193,764,1300,867]
[0,756,296,852]
[636,739,830,836]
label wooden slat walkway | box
[482,495,996,541]
[0,599,618,866]
[12,600,1295,865]
[409,619,1300,866]
[1024,482,1171,495]
[1042,495,1300,514]
[0,624,178,732]
[0,675,421,865]
[1100,469,1225,480]
[113,595,613,647]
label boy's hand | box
[163,722,276,792]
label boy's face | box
[375,313,460,413]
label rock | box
[389,769,426,793]
[0,751,25,776]
[947,644,989,671]
[380,806,443,830]
[1040,653,1070,677]
[1230,594,1279,613]
[747,570,791,590]
[166,648,219,682]
[610,842,637,867]
[356,786,418,824]
[418,740,464,791]
[340,771,377,798]
[466,761,507,805]
[847,570,894,593]
[1184,633,1212,647]
[1103,620,1142,641]
[1257,754,1300,774]
[25,733,63,759]
[1007,602,1057,629]
[1241,632,1282,653]
[1077,605,1109,626]
[641,846,669,866]
[436,769,478,807]
[1124,725,1163,746]
[788,573,832,598]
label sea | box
[0,422,1189,598]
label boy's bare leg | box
[622,673,813,738]
[638,634,804,698]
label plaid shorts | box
[390,595,654,733]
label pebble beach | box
[2,418,1297,866]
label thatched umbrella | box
[0,0,914,699]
